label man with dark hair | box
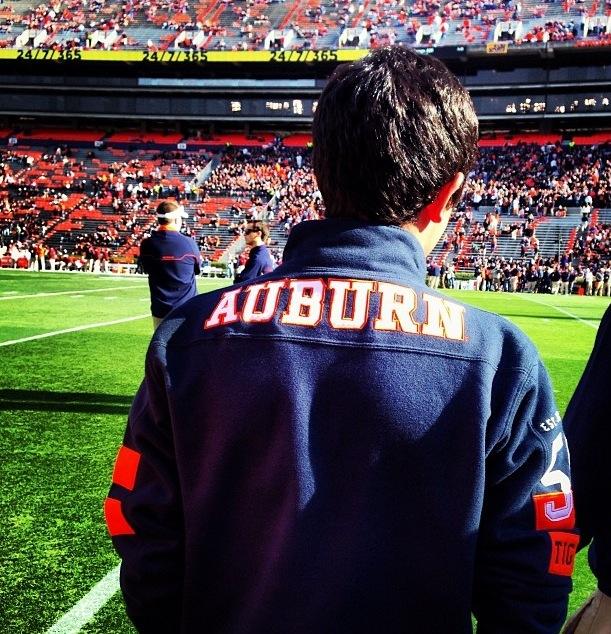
[312,48,476,226]
[107,48,576,633]
[233,220,275,283]
[139,200,201,329]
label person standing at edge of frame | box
[563,302,611,634]
[105,47,578,633]
[139,200,201,330]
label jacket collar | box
[278,219,426,282]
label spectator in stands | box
[139,200,201,329]
[106,46,575,634]
[233,220,275,283]
[563,303,611,633]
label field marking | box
[44,564,121,634]
[518,295,599,330]
[0,314,150,347]
[0,285,148,301]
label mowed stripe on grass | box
[518,294,600,330]
[0,315,150,347]
[0,285,149,301]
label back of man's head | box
[313,46,479,226]
[156,200,183,226]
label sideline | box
[0,314,150,347]
[44,564,121,634]
[0,285,148,301]
[518,294,599,330]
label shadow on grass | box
[0,389,133,414]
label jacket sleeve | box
[474,359,577,633]
[104,342,184,633]
[139,239,151,274]
[192,240,201,275]
[564,305,611,597]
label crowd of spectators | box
[436,252,611,296]
[572,220,611,266]
[202,143,322,240]
[520,19,578,43]
[0,144,212,269]
[463,142,611,217]
[1,0,609,52]
[1,138,610,292]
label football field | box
[1,269,609,633]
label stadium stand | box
[1,128,609,294]
[1,0,609,52]
[0,0,611,288]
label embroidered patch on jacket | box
[112,445,141,491]
[104,498,135,537]
[533,491,575,531]
[203,277,466,341]
[547,531,579,576]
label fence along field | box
[0,270,607,632]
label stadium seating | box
[1,130,610,290]
[2,0,609,52]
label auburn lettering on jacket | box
[204,277,466,341]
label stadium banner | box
[486,42,509,55]
[0,49,372,63]
[1,46,468,63]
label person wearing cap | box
[234,220,275,283]
[139,200,201,329]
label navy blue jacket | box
[234,244,274,283]
[107,219,576,633]
[140,228,201,318]
[564,303,611,596]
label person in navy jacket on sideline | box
[139,200,201,329]
[234,220,275,283]
[563,303,611,634]
[106,47,577,634]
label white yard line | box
[44,564,121,634]
[0,285,148,301]
[0,314,150,347]
[519,295,599,330]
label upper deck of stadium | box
[0,0,609,59]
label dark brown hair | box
[313,46,479,225]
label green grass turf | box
[0,269,608,632]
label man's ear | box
[419,173,465,224]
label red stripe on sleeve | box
[104,498,135,537]
[112,445,141,491]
